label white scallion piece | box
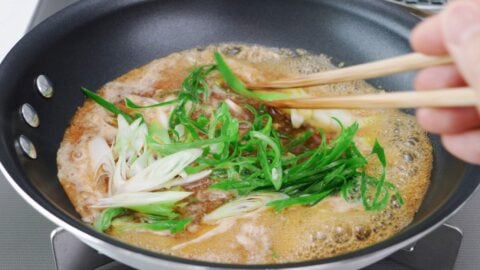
[92,191,192,208]
[290,109,305,128]
[111,115,149,193]
[203,192,288,223]
[116,148,203,193]
[164,170,212,188]
[88,136,115,195]
[225,99,243,114]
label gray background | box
[0,0,479,269]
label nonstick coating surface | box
[0,0,479,268]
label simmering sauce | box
[57,44,432,264]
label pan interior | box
[0,0,477,268]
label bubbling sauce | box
[57,44,432,264]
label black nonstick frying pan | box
[0,0,479,269]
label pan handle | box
[384,0,445,17]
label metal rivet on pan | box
[402,243,416,252]
[18,135,37,159]
[20,103,40,128]
[35,75,54,98]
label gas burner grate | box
[51,224,462,270]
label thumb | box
[442,1,480,92]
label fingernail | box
[443,1,480,48]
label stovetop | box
[1,0,480,269]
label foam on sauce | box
[57,44,432,263]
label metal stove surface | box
[1,0,480,269]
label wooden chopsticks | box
[247,53,453,89]
[243,52,480,109]
[266,88,477,109]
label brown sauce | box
[57,44,432,263]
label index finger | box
[410,14,448,55]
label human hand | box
[410,0,480,164]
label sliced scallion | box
[203,192,288,223]
[94,207,127,232]
[125,98,178,109]
[81,87,133,123]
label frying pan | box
[0,0,479,269]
